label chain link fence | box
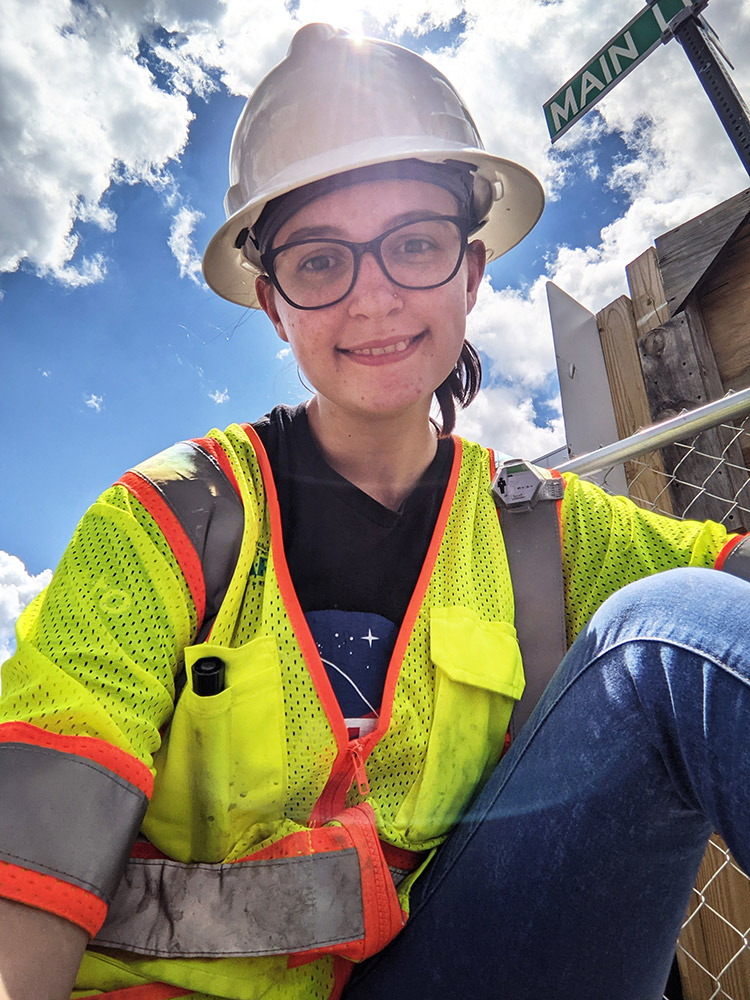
[557,389,750,1000]
[626,417,750,528]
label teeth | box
[352,338,412,356]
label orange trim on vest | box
[238,823,355,862]
[286,804,405,967]
[239,425,462,838]
[83,984,193,999]
[0,721,153,797]
[235,820,423,877]
[715,532,745,570]
[337,803,406,956]
[104,805,417,963]
[118,470,206,626]
[240,424,352,793]
[0,858,107,936]
[192,435,241,497]
[380,840,425,873]
[331,955,355,1000]
[307,436,462,824]
[377,436,462,731]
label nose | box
[346,250,403,319]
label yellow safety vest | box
[76,425,523,998]
[1,420,734,1000]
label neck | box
[306,396,441,511]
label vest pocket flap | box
[430,606,525,700]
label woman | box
[2,23,750,1000]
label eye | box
[399,237,437,255]
[384,221,453,263]
[299,253,336,273]
[295,245,349,276]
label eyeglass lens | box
[271,217,465,309]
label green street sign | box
[544,0,696,141]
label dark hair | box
[434,340,482,437]
[249,159,480,256]
[252,161,484,436]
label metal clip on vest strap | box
[492,459,567,739]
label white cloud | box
[0,0,193,285]
[100,0,295,101]
[462,274,562,455]
[294,0,462,37]
[447,0,750,450]
[209,387,230,403]
[85,393,104,412]
[6,1,748,296]
[276,347,292,361]
[468,275,555,387]
[168,205,205,284]
[4,0,750,453]
[0,552,52,665]
[456,383,564,458]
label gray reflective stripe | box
[493,457,567,739]
[130,440,243,633]
[721,535,750,584]
[93,849,364,958]
[0,743,148,901]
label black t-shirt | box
[253,404,453,734]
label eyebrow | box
[278,210,450,245]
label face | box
[256,178,485,424]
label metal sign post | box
[543,0,750,177]
[543,0,694,140]
[668,11,750,174]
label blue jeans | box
[344,568,750,1000]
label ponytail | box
[434,340,482,437]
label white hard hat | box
[202,23,544,309]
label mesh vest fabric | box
[558,472,733,643]
[0,429,735,1000]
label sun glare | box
[298,0,366,37]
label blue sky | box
[2,0,749,655]
[0,112,625,575]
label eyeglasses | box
[260,215,469,311]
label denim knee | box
[580,566,750,676]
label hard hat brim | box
[202,145,544,310]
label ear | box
[464,240,486,315]
[256,276,289,343]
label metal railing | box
[558,388,750,1000]
[557,386,750,528]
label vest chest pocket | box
[393,606,525,844]
[144,634,287,862]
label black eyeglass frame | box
[259,215,471,311]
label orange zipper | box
[349,740,371,795]
[310,740,371,825]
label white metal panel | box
[546,281,629,496]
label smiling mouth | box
[345,333,423,357]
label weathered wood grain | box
[638,312,748,526]
[696,216,750,388]
[656,186,750,316]
[596,296,674,514]
[626,247,671,333]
